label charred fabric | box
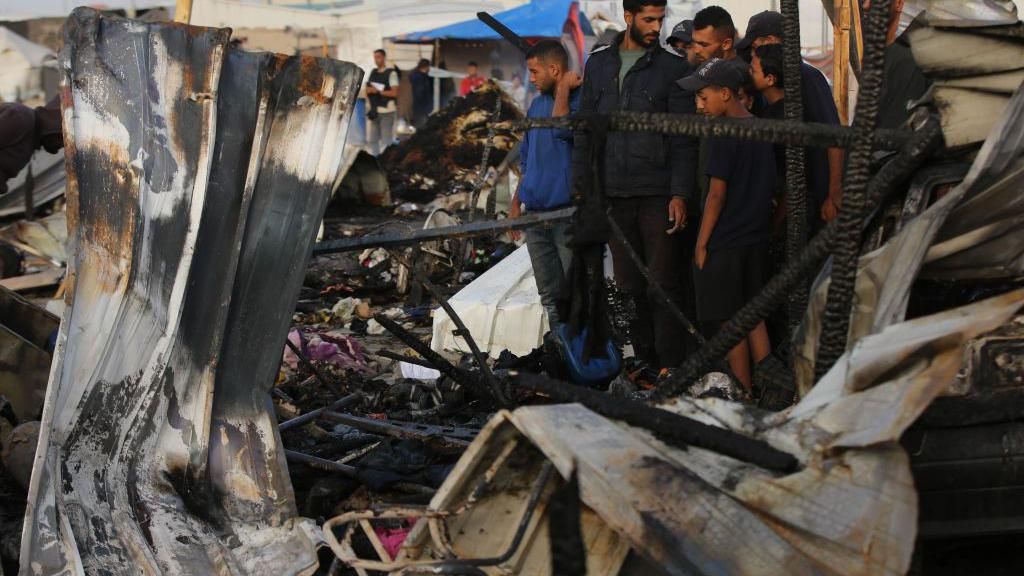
[2,1,1024,576]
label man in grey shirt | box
[365,48,400,155]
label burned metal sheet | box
[22,8,362,575]
[386,289,1023,576]
[793,81,1024,390]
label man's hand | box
[508,201,522,242]
[366,84,378,95]
[821,192,841,222]
[667,197,687,234]
[557,71,583,92]
[695,244,708,270]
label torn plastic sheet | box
[22,8,362,575]
[327,289,1024,576]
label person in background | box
[680,59,775,391]
[878,0,930,129]
[459,61,486,96]
[510,73,528,110]
[690,6,736,64]
[667,19,698,66]
[365,48,399,155]
[737,10,844,226]
[574,0,696,370]
[0,97,62,196]
[409,58,433,128]
[686,7,738,241]
[730,58,757,112]
[508,41,581,326]
[749,43,788,230]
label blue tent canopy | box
[392,0,593,43]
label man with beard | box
[573,0,696,370]
[690,6,737,64]
[508,40,581,326]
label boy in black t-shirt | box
[679,58,776,391]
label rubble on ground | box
[379,81,522,202]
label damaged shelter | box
[1,0,1023,575]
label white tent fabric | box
[0,27,56,102]
[431,244,549,359]
[0,1,174,21]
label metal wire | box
[814,0,892,379]
[781,0,810,334]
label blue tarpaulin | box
[392,0,593,43]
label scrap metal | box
[22,8,362,575]
[311,206,574,255]
[334,287,1024,576]
[794,76,1024,391]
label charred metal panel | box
[21,8,362,575]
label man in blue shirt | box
[509,40,581,325]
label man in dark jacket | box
[737,10,845,225]
[573,0,696,369]
[409,58,433,128]
[0,97,62,196]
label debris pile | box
[3,4,1024,576]
[379,80,522,201]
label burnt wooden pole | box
[781,0,809,335]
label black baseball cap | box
[736,11,784,51]
[667,20,693,44]
[677,58,743,92]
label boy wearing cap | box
[738,10,844,226]
[679,58,775,390]
[667,20,698,66]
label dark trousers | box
[607,196,696,368]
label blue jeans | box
[525,219,573,325]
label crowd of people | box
[510,0,928,391]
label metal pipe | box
[518,113,909,150]
[278,393,363,431]
[389,252,502,403]
[312,207,574,256]
[285,449,358,476]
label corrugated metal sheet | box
[21,8,362,575]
